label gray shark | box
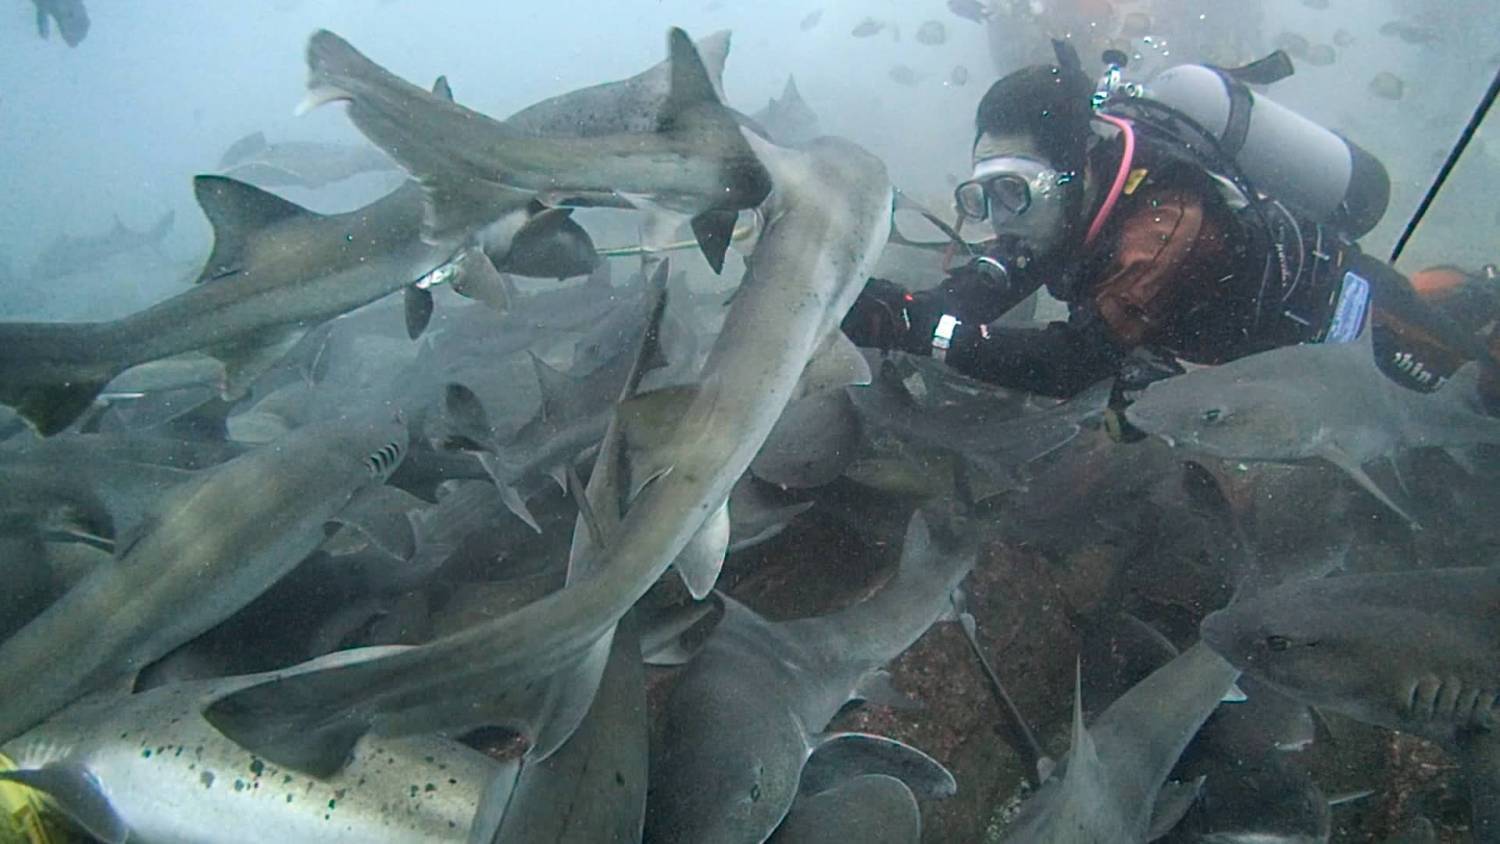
[32,210,173,278]
[300,28,771,271]
[1124,331,1500,525]
[1199,567,1499,839]
[200,112,894,778]
[30,0,88,46]
[217,130,401,190]
[769,774,921,844]
[1194,566,1500,746]
[1000,643,1241,843]
[646,511,968,843]
[504,31,731,137]
[750,76,822,147]
[0,430,246,550]
[0,158,598,438]
[0,648,509,844]
[850,354,1111,493]
[0,412,411,744]
[434,262,670,531]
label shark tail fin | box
[659,28,773,273]
[192,176,319,283]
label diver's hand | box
[841,278,942,355]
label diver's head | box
[956,62,1094,256]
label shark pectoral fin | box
[795,331,873,401]
[853,669,923,712]
[504,207,600,281]
[1146,777,1205,842]
[0,377,112,438]
[689,210,739,274]
[192,175,320,283]
[801,733,957,800]
[496,482,542,534]
[404,285,434,340]
[1317,444,1421,528]
[440,383,496,448]
[218,131,268,168]
[46,502,116,551]
[0,764,127,844]
[639,598,719,666]
[673,499,730,600]
[448,247,513,313]
[331,485,426,561]
[208,327,307,400]
[1222,683,1248,703]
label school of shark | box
[2,1,1498,842]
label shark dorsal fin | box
[528,353,580,423]
[192,176,319,283]
[659,28,724,132]
[781,75,805,107]
[431,75,453,101]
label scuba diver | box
[843,45,1500,414]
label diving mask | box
[953,156,1073,224]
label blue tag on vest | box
[1324,271,1370,343]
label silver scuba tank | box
[1143,63,1390,238]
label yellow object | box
[1123,168,1149,196]
[0,753,64,844]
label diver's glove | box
[841,278,944,355]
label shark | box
[32,210,174,278]
[0,172,584,436]
[0,412,413,745]
[298,28,771,272]
[1000,644,1241,843]
[1200,567,1500,840]
[503,31,731,137]
[768,774,921,844]
[217,130,401,190]
[0,647,510,844]
[750,76,822,147]
[645,510,968,843]
[200,67,894,779]
[29,0,88,46]
[1124,328,1500,526]
[849,354,1112,495]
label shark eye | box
[1202,408,1224,424]
[1265,635,1291,652]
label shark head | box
[1199,585,1411,734]
[1125,372,1322,462]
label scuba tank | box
[1140,63,1390,238]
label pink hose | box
[1085,113,1136,246]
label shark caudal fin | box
[658,27,772,273]
[192,176,322,283]
[0,323,121,436]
